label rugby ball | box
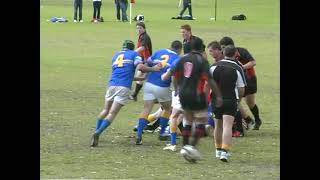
[180,145,201,163]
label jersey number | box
[115,54,124,67]
[160,55,169,67]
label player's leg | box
[181,111,193,146]
[136,100,155,145]
[246,93,262,130]
[220,114,235,162]
[158,101,172,140]
[145,107,162,132]
[239,103,254,130]
[91,87,130,147]
[189,110,207,147]
[213,106,223,158]
[130,71,145,101]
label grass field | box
[40,0,280,179]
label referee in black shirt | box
[210,45,246,162]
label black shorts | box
[245,76,257,96]
[212,99,238,120]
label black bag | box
[232,14,247,20]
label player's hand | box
[152,63,162,71]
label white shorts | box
[143,82,172,102]
[105,86,131,105]
[171,91,184,111]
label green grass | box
[40,0,279,179]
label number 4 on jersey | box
[115,54,124,67]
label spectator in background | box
[73,0,83,22]
[115,0,128,22]
[92,0,102,23]
[178,0,193,19]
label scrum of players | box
[89,20,262,163]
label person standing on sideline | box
[130,22,153,101]
[92,0,102,23]
[115,0,128,22]
[178,0,193,19]
[73,0,83,22]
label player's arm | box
[135,46,145,53]
[137,63,161,73]
[208,64,223,107]
[239,48,256,70]
[242,60,256,70]
[236,70,246,99]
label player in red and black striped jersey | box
[130,22,153,101]
[171,37,223,162]
[220,36,262,130]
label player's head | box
[220,36,235,49]
[180,24,192,40]
[190,37,205,53]
[136,22,146,35]
[122,40,135,50]
[171,40,183,54]
[207,41,222,60]
[223,45,237,58]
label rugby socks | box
[182,125,192,145]
[222,144,232,152]
[159,117,169,135]
[96,119,104,130]
[137,118,149,138]
[170,126,177,145]
[250,104,261,123]
[95,120,111,135]
[190,124,205,147]
[132,84,143,98]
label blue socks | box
[96,119,104,130]
[137,118,149,138]
[95,120,111,135]
[159,117,169,135]
[171,132,177,145]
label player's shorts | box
[143,82,172,102]
[245,76,257,96]
[171,91,184,111]
[213,99,238,120]
[105,86,131,105]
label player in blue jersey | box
[90,40,162,147]
[135,40,183,145]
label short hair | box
[136,22,146,29]
[171,40,182,51]
[207,41,221,50]
[191,37,205,52]
[122,40,135,50]
[220,36,235,46]
[223,45,237,57]
[180,24,191,31]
